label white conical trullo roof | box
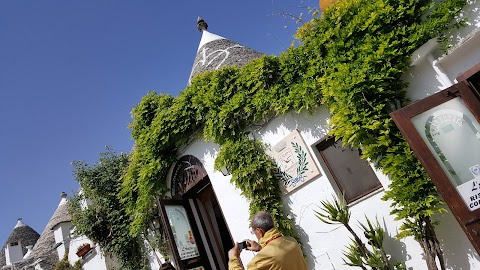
[188,17,263,83]
[30,192,72,270]
[0,219,40,268]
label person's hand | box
[245,239,262,252]
[228,242,241,259]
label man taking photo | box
[228,211,307,270]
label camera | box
[237,241,250,250]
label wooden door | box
[157,199,211,270]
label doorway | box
[158,155,232,270]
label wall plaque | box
[266,130,321,193]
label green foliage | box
[145,225,171,261]
[122,57,310,239]
[69,149,148,270]
[54,253,82,270]
[72,261,83,270]
[214,136,299,240]
[120,0,466,267]
[300,0,464,239]
[54,253,72,270]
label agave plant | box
[360,217,384,250]
[314,194,351,225]
[315,195,406,269]
[343,240,368,270]
[315,195,369,258]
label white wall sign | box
[266,130,321,193]
[457,174,480,211]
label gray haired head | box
[251,211,275,232]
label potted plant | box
[76,243,92,257]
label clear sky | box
[0,0,316,245]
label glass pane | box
[165,205,200,260]
[317,139,382,202]
[411,97,480,211]
[467,72,480,97]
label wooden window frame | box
[316,137,383,204]
[457,63,480,99]
[390,80,480,254]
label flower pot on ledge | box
[76,243,92,257]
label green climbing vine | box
[120,0,466,268]
[69,149,148,270]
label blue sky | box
[0,0,316,245]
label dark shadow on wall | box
[283,195,315,270]
[381,218,412,270]
[435,208,480,270]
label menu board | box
[165,205,200,260]
[412,97,480,211]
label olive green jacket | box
[228,228,307,270]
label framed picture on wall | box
[266,130,321,193]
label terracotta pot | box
[76,243,92,257]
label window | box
[316,137,382,203]
[457,63,480,98]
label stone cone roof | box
[188,21,263,83]
[49,193,71,230]
[0,219,40,268]
[30,193,71,270]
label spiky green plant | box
[315,194,351,225]
[316,196,406,269]
[315,195,369,258]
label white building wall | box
[252,109,430,269]
[180,108,424,269]
[176,3,480,269]
[53,222,72,260]
[400,1,480,268]
[180,104,480,269]
[67,235,108,270]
